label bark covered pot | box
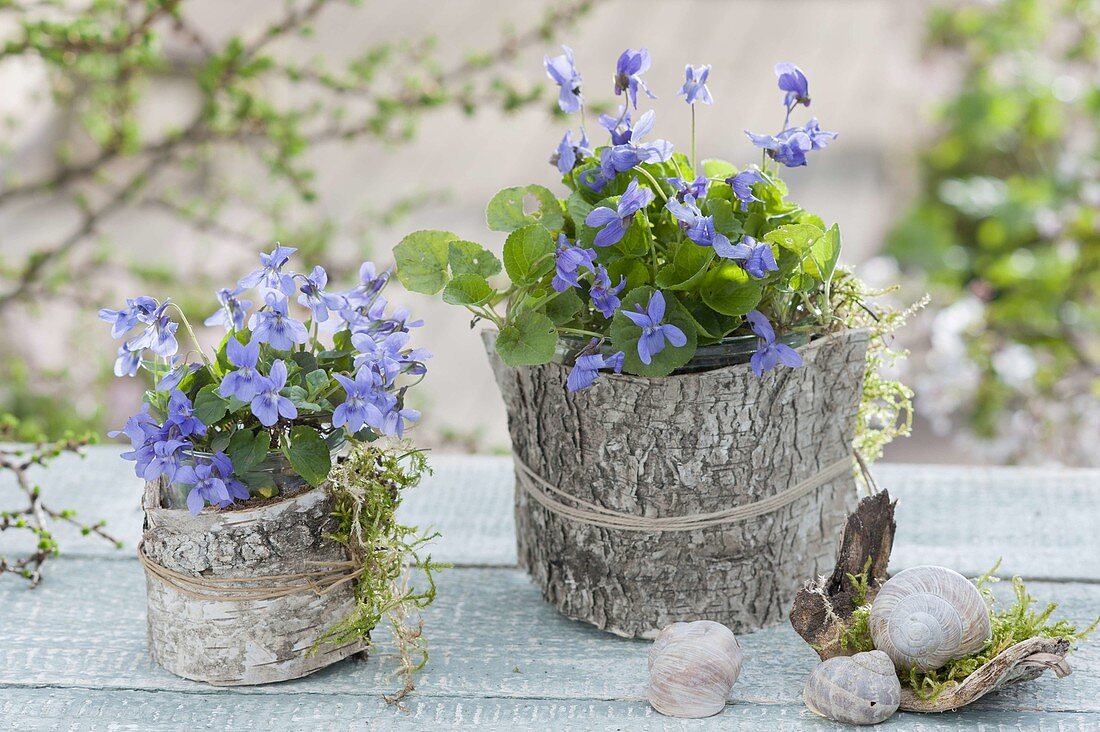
[139,465,365,685]
[484,327,870,638]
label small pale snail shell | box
[803,650,901,725]
[869,565,992,672]
[647,620,743,718]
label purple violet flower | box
[204,287,252,332]
[99,296,159,339]
[219,337,264,402]
[382,404,420,438]
[665,175,709,202]
[726,170,764,210]
[342,262,390,309]
[209,452,249,505]
[802,118,838,150]
[605,110,673,174]
[614,48,656,109]
[125,300,178,358]
[144,437,190,483]
[550,128,591,175]
[621,290,687,365]
[585,177,654,247]
[250,360,297,427]
[249,292,309,351]
[114,345,142,378]
[745,127,814,168]
[238,244,298,296]
[157,357,200,391]
[296,265,346,323]
[775,62,810,109]
[167,390,206,437]
[665,194,736,256]
[545,45,583,114]
[589,265,625,319]
[175,460,232,515]
[740,236,779,279]
[350,331,427,385]
[567,344,625,392]
[746,310,803,377]
[552,234,597,293]
[679,64,713,105]
[333,368,387,434]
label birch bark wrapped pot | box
[139,462,365,685]
[485,328,870,638]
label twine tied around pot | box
[137,541,364,602]
[513,454,853,532]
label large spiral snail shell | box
[803,650,901,725]
[869,565,992,672]
[647,621,743,718]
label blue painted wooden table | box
[2,448,1098,730]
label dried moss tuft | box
[313,441,447,702]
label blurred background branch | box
[887,0,1100,465]
[0,0,597,439]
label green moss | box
[828,269,929,477]
[312,442,448,702]
[837,560,1099,701]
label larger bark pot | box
[484,328,870,638]
[140,477,366,685]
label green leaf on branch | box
[806,223,841,282]
[701,158,737,179]
[656,241,715,291]
[227,429,271,473]
[544,288,583,325]
[393,229,458,294]
[763,223,826,256]
[304,369,330,398]
[486,185,564,232]
[193,384,229,426]
[442,273,494,306]
[448,240,501,278]
[283,425,331,487]
[610,286,697,377]
[495,311,557,366]
[700,262,764,316]
[566,190,593,232]
[709,199,745,239]
[502,224,555,284]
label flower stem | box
[559,327,605,340]
[631,165,667,203]
[691,102,697,175]
[167,303,215,372]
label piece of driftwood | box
[790,493,1075,713]
[900,637,1072,712]
[789,490,896,659]
[485,328,870,638]
[141,479,366,685]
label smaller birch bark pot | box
[485,328,870,638]
[140,473,366,686]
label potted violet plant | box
[391,50,916,638]
[102,246,441,689]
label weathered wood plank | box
[1,559,1096,714]
[6,687,1100,732]
[3,449,1098,584]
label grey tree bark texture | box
[141,481,366,685]
[485,328,871,639]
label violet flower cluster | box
[103,247,428,514]
[394,50,845,395]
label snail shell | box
[803,650,901,725]
[647,620,743,718]
[869,565,992,672]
